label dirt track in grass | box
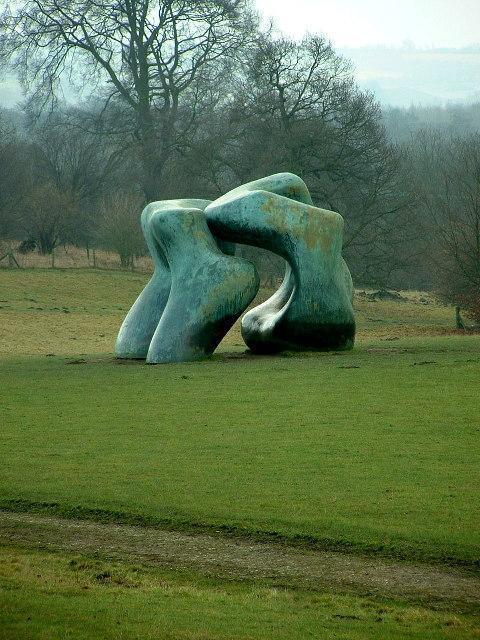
[1,511,479,608]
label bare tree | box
[1,0,255,200]
[26,107,133,251]
[188,33,413,284]
[20,181,73,254]
[96,192,145,269]
[408,130,480,319]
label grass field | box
[0,267,457,355]
[0,267,479,638]
[1,545,479,640]
[1,338,480,566]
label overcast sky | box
[1,1,479,108]
[256,0,480,48]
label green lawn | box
[1,335,479,565]
[1,546,478,640]
[0,268,456,355]
[1,267,479,638]
[0,269,479,566]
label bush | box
[96,193,146,269]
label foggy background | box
[0,0,479,319]
[2,0,480,107]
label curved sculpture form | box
[205,173,355,352]
[115,199,234,359]
[115,199,209,359]
[205,173,312,349]
[145,205,259,363]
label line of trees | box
[378,104,480,316]
[403,129,480,320]
[0,1,479,317]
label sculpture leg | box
[146,207,259,364]
[205,188,355,352]
[115,199,214,359]
[239,264,294,353]
[115,269,171,359]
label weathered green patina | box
[116,199,258,364]
[205,173,355,352]
[115,199,211,359]
[116,173,355,362]
[145,206,258,363]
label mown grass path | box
[2,545,479,640]
[1,511,479,605]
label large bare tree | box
[247,36,410,273]
[186,34,413,283]
[408,130,480,318]
[1,0,254,199]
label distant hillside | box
[2,46,479,110]
[341,46,480,107]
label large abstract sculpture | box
[116,173,355,363]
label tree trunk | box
[137,109,175,202]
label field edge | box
[1,499,479,572]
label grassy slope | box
[0,269,149,356]
[0,269,479,566]
[0,268,456,355]
[1,546,478,640]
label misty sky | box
[1,1,479,108]
[257,0,480,48]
